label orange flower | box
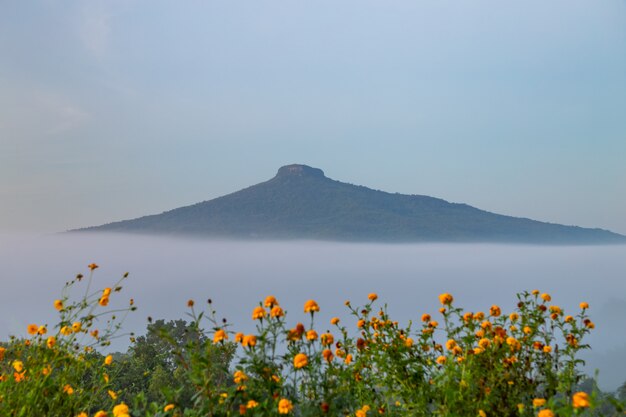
[164,404,175,412]
[46,336,56,348]
[438,293,453,305]
[88,263,99,270]
[293,353,308,369]
[306,330,318,341]
[242,334,257,348]
[540,293,551,302]
[270,305,284,318]
[252,306,266,320]
[27,324,38,335]
[579,302,589,309]
[63,384,74,395]
[330,317,340,325]
[264,295,278,307]
[436,356,446,364]
[113,403,129,416]
[235,332,244,343]
[213,329,227,343]
[368,293,378,301]
[322,349,333,362]
[321,333,334,346]
[421,314,431,322]
[278,398,293,414]
[572,391,591,408]
[234,370,248,384]
[533,398,546,407]
[54,299,64,311]
[304,300,320,313]
[537,410,554,417]
[489,305,501,317]
[104,355,113,366]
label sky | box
[1,0,625,234]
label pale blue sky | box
[1,0,625,234]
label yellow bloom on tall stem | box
[438,293,453,306]
[579,302,589,309]
[104,355,113,366]
[304,299,320,313]
[293,353,308,369]
[252,306,266,320]
[54,299,63,311]
[278,398,293,414]
[368,293,378,301]
[264,295,278,307]
[27,324,38,335]
[213,329,227,344]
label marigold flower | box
[523,326,532,335]
[235,332,244,343]
[357,319,365,328]
[438,293,453,305]
[405,337,414,347]
[252,306,266,320]
[187,299,194,307]
[543,345,552,353]
[0,346,5,361]
[585,321,595,329]
[113,402,130,417]
[54,299,64,311]
[368,293,378,301]
[293,353,308,369]
[37,325,47,335]
[489,305,501,317]
[445,339,457,351]
[247,400,259,409]
[330,317,340,325]
[91,329,99,339]
[264,295,278,307]
[478,410,486,417]
[436,355,446,364]
[270,305,284,318]
[213,329,227,344]
[421,314,431,322]
[537,410,554,417]
[104,355,113,366]
[509,312,519,322]
[322,349,334,362]
[234,370,248,384]
[46,336,56,348]
[13,360,24,372]
[321,333,334,346]
[72,322,82,332]
[579,302,589,309]
[572,391,591,408]
[242,334,257,347]
[463,312,473,322]
[304,299,320,313]
[27,324,38,335]
[76,412,88,417]
[540,293,551,302]
[306,330,318,341]
[278,398,293,414]
[99,295,109,307]
[164,404,175,412]
[533,398,546,407]
[429,320,438,328]
[88,263,99,270]
[108,390,117,400]
[94,411,107,417]
[344,353,353,364]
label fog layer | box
[1,233,624,391]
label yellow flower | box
[509,312,519,322]
[264,295,278,307]
[532,289,540,295]
[94,412,108,417]
[537,410,554,417]
[478,410,486,417]
[242,334,257,348]
[565,315,574,323]
[72,322,82,332]
[104,355,113,366]
[533,398,546,407]
[91,329,100,339]
[304,299,320,313]
[473,311,485,321]
[306,330,318,341]
[405,337,414,347]
[252,306,266,320]
[421,314,431,322]
[37,325,47,335]
[463,312,473,322]
[368,293,378,301]
[47,336,56,348]
[357,319,366,328]
[27,324,38,335]
[108,390,117,400]
[321,333,334,346]
[54,299,64,310]
[294,353,308,369]
[489,305,501,317]
[445,339,457,350]
[164,404,175,412]
[213,329,228,344]
[344,354,353,364]
[579,302,589,309]
[99,295,109,307]
[234,370,248,384]
[438,293,453,305]
[76,413,88,417]
[330,317,340,325]
[572,391,591,408]
[478,338,491,349]
[235,332,244,343]
[278,398,293,414]
[270,305,284,318]
[540,293,551,302]
[543,345,552,353]
[113,402,130,416]
[247,400,259,409]
[63,384,74,395]
[436,356,446,364]
[13,360,24,372]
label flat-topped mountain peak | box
[275,164,325,179]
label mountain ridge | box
[74,164,626,244]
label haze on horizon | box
[1,0,625,235]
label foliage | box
[0,265,624,417]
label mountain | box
[75,164,626,244]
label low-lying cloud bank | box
[1,233,625,391]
